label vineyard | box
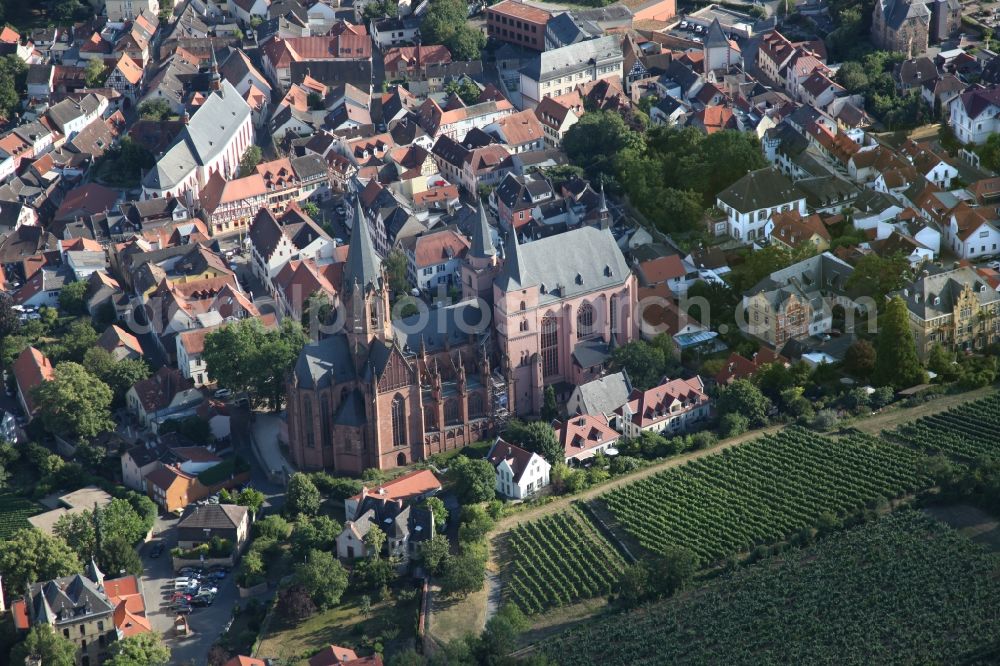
[543,511,1000,665]
[889,392,1000,460]
[505,507,625,615]
[0,492,42,540]
[602,427,930,563]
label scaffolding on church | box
[489,371,509,432]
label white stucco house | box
[715,167,807,243]
[486,439,550,500]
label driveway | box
[140,520,241,666]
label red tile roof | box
[637,254,686,284]
[98,324,144,357]
[12,346,53,414]
[349,469,441,506]
[409,228,470,268]
[617,377,709,428]
[554,415,620,461]
[488,0,552,24]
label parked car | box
[214,388,233,399]
[989,260,1000,270]
[191,591,216,607]
[174,604,193,615]
[170,592,192,603]
[150,542,165,558]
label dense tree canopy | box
[203,318,307,408]
[609,334,679,391]
[421,0,485,60]
[33,362,114,440]
[873,296,928,389]
[105,632,171,666]
[294,549,348,609]
[717,379,771,427]
[10,625,77,666]
[504,420,562,464]
[0,529,82,593]
[0,55,25,120]
[449,455,496,503]
[285,473,322,516]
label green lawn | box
[0,492,43,540]
[256,587,420,665]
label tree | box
[610,335,678,391]
[845,252,910,302]
[237,487,266,516]
[100,498,149,545]
[53,512,97,565]
[277,584,317,619]
[719,412,748,438]
[564,111,644,185]
[844,339,876,379]
[440,551,486,597]
[446,24,486,61]
[294,549,348,609]
[10,625,77,666]
[0,55,25,120]
[84,57,106,88]
[421,496,448,531]
[418,534,450,576]
[364,525,387,559]
[541,385,558,421]
[58,280,88,315]
[285,472,321,516]
[300,200,320,219]
[99,535,144,576]
[83,349,150,408]
[0,529,81,593]
[927,343,959,381]
[138,98,171,120]
[873,296,928,389]
[716,379,771,427]
[870,386,895,410]
[33,362,114,440]
[203,318,307,408]
[811,409,840,431]
[448,455,496,503]
[105,632,171,666]
[255,514,293,540]
[290,514,339,560]
[457,505,495,544]
[444,77,481,105]
[835,61,869,93]
[158,415,212,443]
[651,546,697,597]
[0,291,19,337]
[504,419,562,464]
[238,145,262,177]
[47,319,99,363]
[383,248,411,296]
[422,0,485,59]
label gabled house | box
[176,503,251,551]
[12,346,53,418]
[554,414,620,464]
[615,376,710,438]
[126,365,203,430]
[486,438,551,499]
[946,202,1000,260]
[715,167,806,243]
[335,495,433,562]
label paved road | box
[139,521,241,666]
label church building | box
[286,196,637,473]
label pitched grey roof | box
[705,18,729,48]
[880,0,929,30]
[142,80,252,191]
[521,35,622,83]
[394,300,490,353]
[893,265,1000,320]
[343,195,382,293]
[294,335,357,389]
[716,167,804,214]
[746,252,855,308]
[177,503,248,530]
[29,574,115,626]
[571,371,631,416]
[470,199,497,258]
[498,226,631,304]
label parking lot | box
[139,518,243,666]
